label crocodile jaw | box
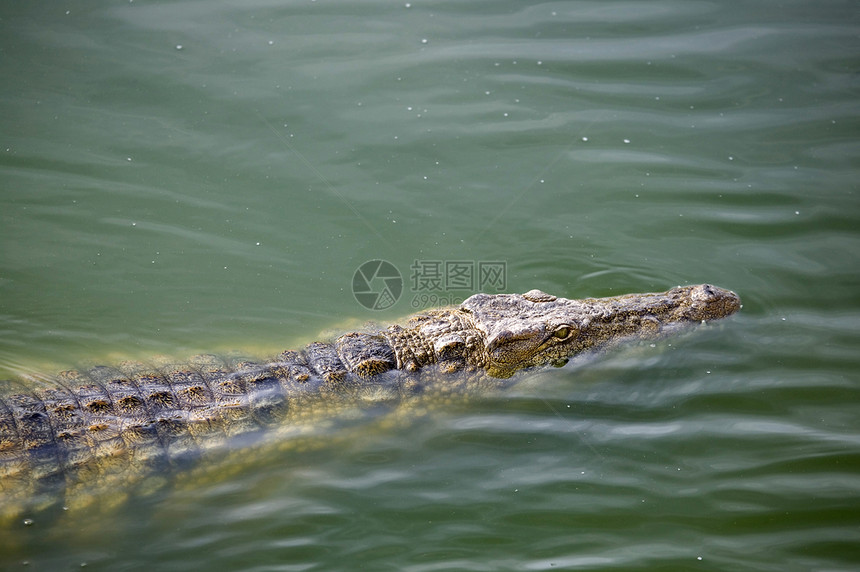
[461,284,740,377]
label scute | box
[522,289,557,302]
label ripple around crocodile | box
[0,284,740,519]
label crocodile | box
[0,284,739,518]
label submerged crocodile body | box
[0,284,739,517]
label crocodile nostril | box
[692,284,717,302]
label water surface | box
[1,0,858,570]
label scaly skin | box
[0,284,739,518]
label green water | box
[1,0,858,569]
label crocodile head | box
[461,284,741,378]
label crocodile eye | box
[552,325,574,340]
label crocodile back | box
[0,351,362,516]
